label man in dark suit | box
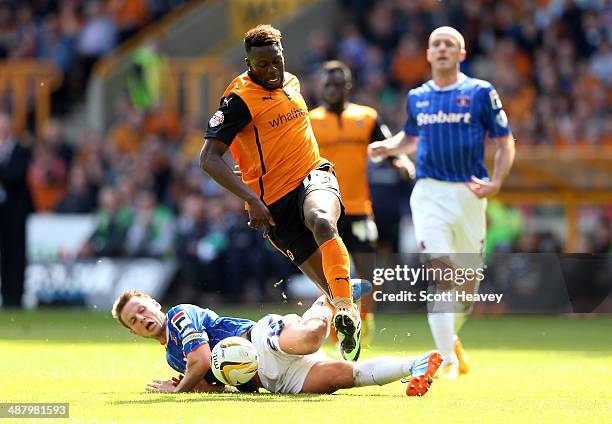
[0,114,33,307]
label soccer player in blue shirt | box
[369,26,515,379]
[112,289,443,396]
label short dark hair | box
[244,24,282,53]
[321,60,352,84]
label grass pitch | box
[1,307,610,424]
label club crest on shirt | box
[209,110,224,127]
[455,95,471,107]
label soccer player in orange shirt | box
[310,60,405,344]
[200,25,361,360]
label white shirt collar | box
[428,73,467,91]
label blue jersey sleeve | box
[403,91,419,136]
[478,84,511,139]
[168,306,209,355]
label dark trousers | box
[0,211,27,307]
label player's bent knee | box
[279,322,325,355]
[302,320,327,350]
[426,256,456,290]
[289,323,326,354]
[306,210,338,239]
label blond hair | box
[429,26,465,51]
[111,290,151,328]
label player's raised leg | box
[288,292,442,395]
[302,187,361,361]
[278,295,332,355]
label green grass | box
[1,309,610,424]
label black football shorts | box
[267,162,344,265]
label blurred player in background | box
[369,26,515,379]
[0,114,32,308]
[112,289,442,396]
[310,60,413,344]
[199,25,360,360]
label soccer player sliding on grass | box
[112,289,442,396]
[199,24,360,361]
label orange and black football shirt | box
[309,103,387,215]
[205,71,323,205]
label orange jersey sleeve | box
[309,103,378,215]
[206,72,323,205]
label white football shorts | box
[251,314,327,394]
[410,178,486,268]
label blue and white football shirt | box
[403,73,511,182]
[165,304,255,384]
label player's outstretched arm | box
[200,138,275,236]
[171,343,213,393]
[368,131,417,161]
[391,155,416,180]
[468,133,515,198]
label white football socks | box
[352,356,415,386]
[427,312,458,365]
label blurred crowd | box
[0,0,187,113]
[297,0,612,257]
[299,0,611,146]
[2,0,611,305]
[26,109,296,302]
[0,0,293,303]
